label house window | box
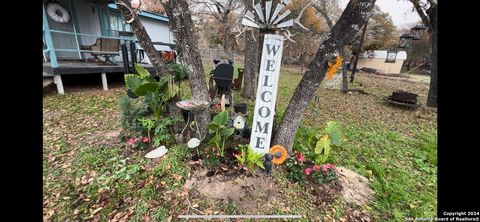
[109,13,132,36]
[385,50,398,63]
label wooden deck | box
[43,60,158,95]
[43,61,156,75]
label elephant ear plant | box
[313,121,343,164]
[207,111,235,157]
[124,64,178,118]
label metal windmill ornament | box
[235,0,312,44]
[239,0,311,154]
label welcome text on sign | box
[249,34,284,154]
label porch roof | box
[107,3,169,22]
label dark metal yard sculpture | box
[263,153,273,176]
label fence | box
[199,48,244,65]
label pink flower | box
[304,167,312,175]
[321,166,328,174]
[296,153,305,162]
[322,163,336,174]
[313,165,321,171]
[325,163,336,170]
[142,136,150,143]
[134,137,141,142]
[211,147,217,152]
[127,138,137,145]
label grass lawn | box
[43,66,437,221]
[407,73,431,84]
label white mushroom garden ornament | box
[145,145,168,159]
[187,138,200,148]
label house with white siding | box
[356,50,407,74]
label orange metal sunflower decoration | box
[326,55,343,80]
[269,145,288,165]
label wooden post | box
[54,75,65,95]
[101,73,108,91]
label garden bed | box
[43,66,437,221]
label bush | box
[119,95,149,141]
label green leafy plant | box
[313,121,342,164]
[207,111,235,157]
[293,121,342,164]
[118,95,150,140]
[285,153,337,184]
[152,118,175,147]
[285,153,306,183]
[138,116,175,147]
[125,64,178,118]
[167,63,187,81]
[235,144,264,172]
[139,117,155,141]
[203,146,222,167]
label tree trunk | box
[341,48,349,93]
[272,0,376,152]
[222,16,231,52]
[350,22,368,83]
[116,0,167,76]
[313,3,348,92]
[242,0,259,99]
[243,29,259,99]
[426,5,437,107]
[406,58,413,71]
[256,31,265,77]
[161,0,211,137]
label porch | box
[43,0,174,94]
[43,60,156,93]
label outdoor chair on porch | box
[81,38,120,65]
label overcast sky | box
[338,0,421,29]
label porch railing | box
[43,1,137,68]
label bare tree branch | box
[311,2,333,28]
[410,0,432,30]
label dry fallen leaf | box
[142,215,150,222]
[172,174,183,180]
[91,207,103,215]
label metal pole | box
[43,3,59,68]
[350,22,368,83]
[68,0,83,59]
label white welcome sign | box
[239,0,309,153]
[249,34,284,154]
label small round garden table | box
[176,99,210,141]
